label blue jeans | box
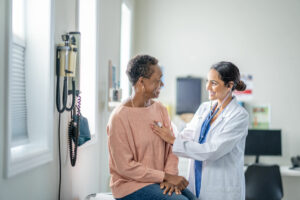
[116,184,197,200]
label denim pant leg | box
[164,187,198,200]
[116,184,196,200]
[181,188,198,200]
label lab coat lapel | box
[208,114,224,134]
[208,97,237,134]
[198,106,210,125]
[194,106,210,141]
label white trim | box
[94,0,99,145]
[120,0,134,101]
[76,0,99,148]
[123,0,134,9]
[108,101,121,108]
[75,0,80,31]
[4,0,55,178]
[12,35,25,46]
[79,134,98,149]
[4,0,13,179]
[7,144,53,177]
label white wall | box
[0,0,123,199]
[97,0,123,193]
[133,0,300,199]
[134,0,300,164]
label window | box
[5,0,54,178]
[10,37,28,144]
[11,0,28,144]
[78,0,97,138]
[120,0,133,100]
[12,0,25,40]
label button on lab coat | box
[173,98,249,200]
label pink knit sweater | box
[107,101,179,198]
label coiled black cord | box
[68,95,81,167]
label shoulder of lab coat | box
[173,98,249,161]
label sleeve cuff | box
[148,168,165,183]
[157,171,165,182]
[164,169,178,176]
[172,137,184,154]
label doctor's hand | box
[160,181,182,195]
[163,173,189,191]
[151,121,175,145]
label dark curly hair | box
[126,55,158,85]
[211,61,247,91]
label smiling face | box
[206,69,232,101]
[142,65,164,99]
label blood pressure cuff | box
[72,115,91,146]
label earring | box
[142,85,145,93]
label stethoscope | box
[209,90,232,118]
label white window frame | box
[120,0,134,100]
[75,0,99,147]
[4,0,55,178]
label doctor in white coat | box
[151,61,249,200]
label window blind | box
[10,38,28,140]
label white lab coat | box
[173,97,249,200]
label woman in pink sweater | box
[107,55,196,200]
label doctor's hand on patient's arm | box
[160,181,182,195]
[151,121,175,145]
[163,173,189,191]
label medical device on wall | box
[56,32,89,167]
[56,32,81,113]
